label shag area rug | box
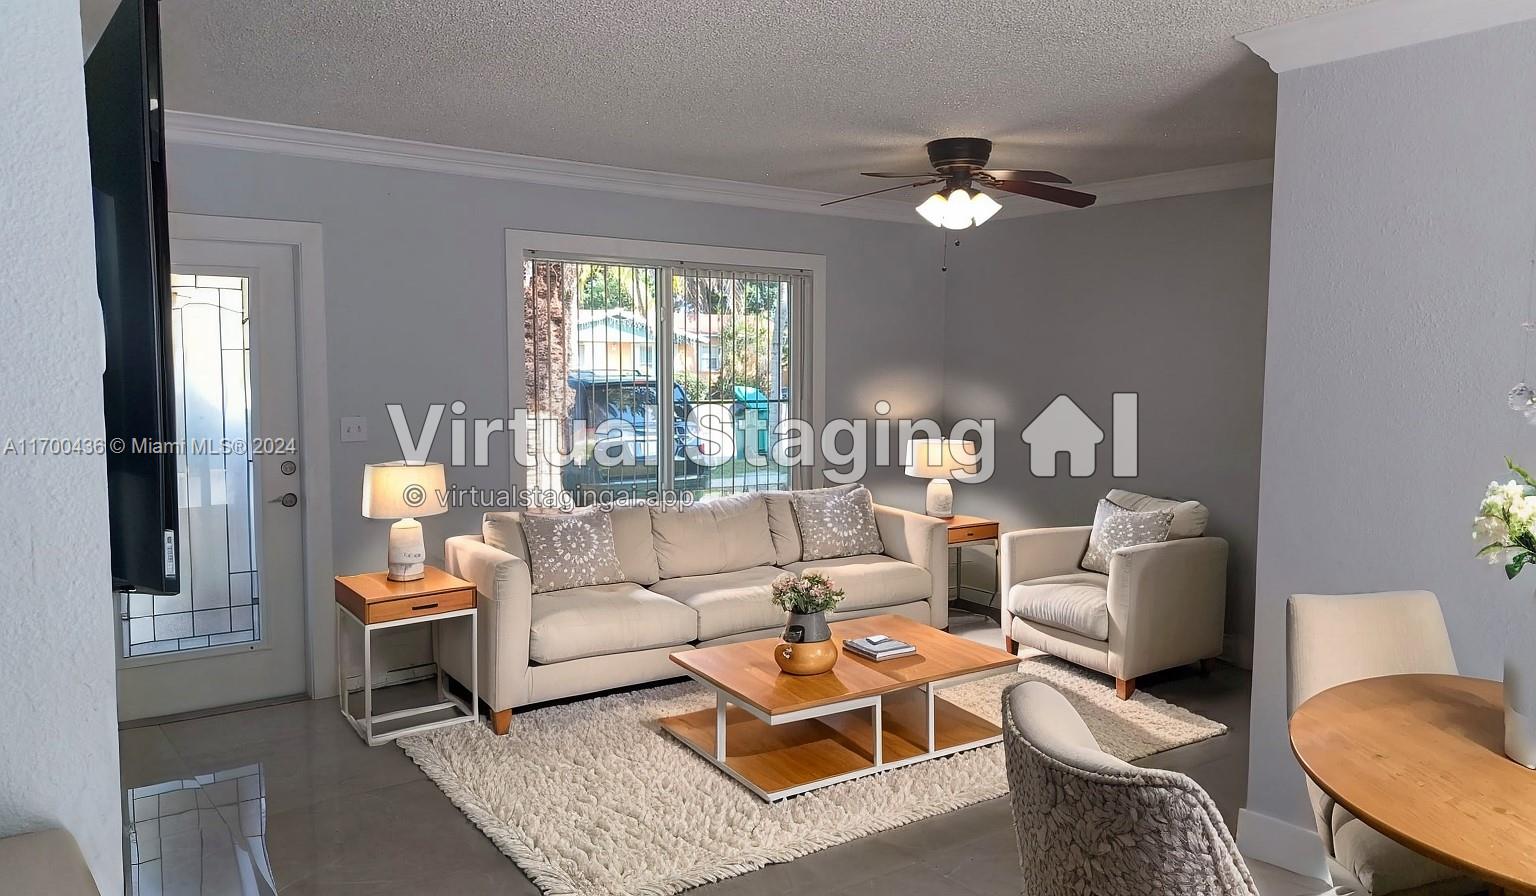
[399,656,1225,896]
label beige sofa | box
[439,490,948,733]
[999,489,1228,699]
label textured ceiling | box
[148,0,1371,192]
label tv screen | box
[86,0,180,595]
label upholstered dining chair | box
[1002,681,1259,896]
[1288,591,1481,896]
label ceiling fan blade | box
[986,179,1097,208]
[981,169,1073,184]
[860,171,939,178]
[821,178,941,206]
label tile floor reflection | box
[118,613,1334,895]
[128,765,276,896]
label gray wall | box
[0,1,123,891]
[944,187,1273,657]
[1244,20,1536,841]
[166,144,946,678]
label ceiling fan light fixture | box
[915,191,949,227]
[940,188,974,229]
[969,191,1002,225]
[914,186,1003,229]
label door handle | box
[270,493,298,507]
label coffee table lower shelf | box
[660,684,1001,801]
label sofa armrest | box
[1107,536,1228,680]
[440,534,533,712]
[999,526,1091,591]
[874,503,948,629]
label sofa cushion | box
[519,508,627,593]
[1105,489,1208,539]
[609,504,661,585]
[792,485,885,561]
[783,555,929,612]
[649,566,784,641]
[483,506,660,585]
[762,484,859,565]
[650,493,775,579]
[1009,573,1111,641]
[529,583,698,663]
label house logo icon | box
[1020,393,1138,478]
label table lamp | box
[362,461,448,581]
[905,438,979,518]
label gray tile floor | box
[120,612,1334,895]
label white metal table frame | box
[336,602,478,746]
[672,664,1015,801]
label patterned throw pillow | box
[792,485,885,561]
[1080,499,1174,574]
[519,508,626,594]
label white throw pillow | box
[519,508,626,594]
[1080,499,1173,574]
[792,485,885,562]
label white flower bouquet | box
[1475,457,1536,578]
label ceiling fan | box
[823,137,1096,229]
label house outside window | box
[520,248,811,503]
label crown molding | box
[1238,0,1536,73]
[164,111,1273,224]
[995,158,1274,220]
[163,111,919,224]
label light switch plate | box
[340,416,367,443]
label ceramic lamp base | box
[387,517,426,581]
[926,478,954,518]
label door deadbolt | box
[280,460,297,475]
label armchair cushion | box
[1009,573,1110,640]
[1105,488,1208,539]
[1080,499,1173,574]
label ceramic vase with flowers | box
[771,572,844,675]
[1473,456,1536,767]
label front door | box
[116,238,308,720]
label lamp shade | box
[362,461,448,519]
[904,438,979,479]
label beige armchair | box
[999,493,1227,699]
[1288,591,1480,896]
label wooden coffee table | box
[660,614,1019,801]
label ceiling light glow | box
[914,187,1001,230]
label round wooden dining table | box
[1289,674,1536,895]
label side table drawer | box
[948,523,999,544]
[366,587,474,624]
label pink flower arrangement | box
[770,572,844,614]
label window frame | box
[506,230,825,494]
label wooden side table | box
[334,566,478,746]
[946,515,1001,622]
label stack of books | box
[844,634,916,661]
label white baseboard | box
[1237,808,1329,881]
